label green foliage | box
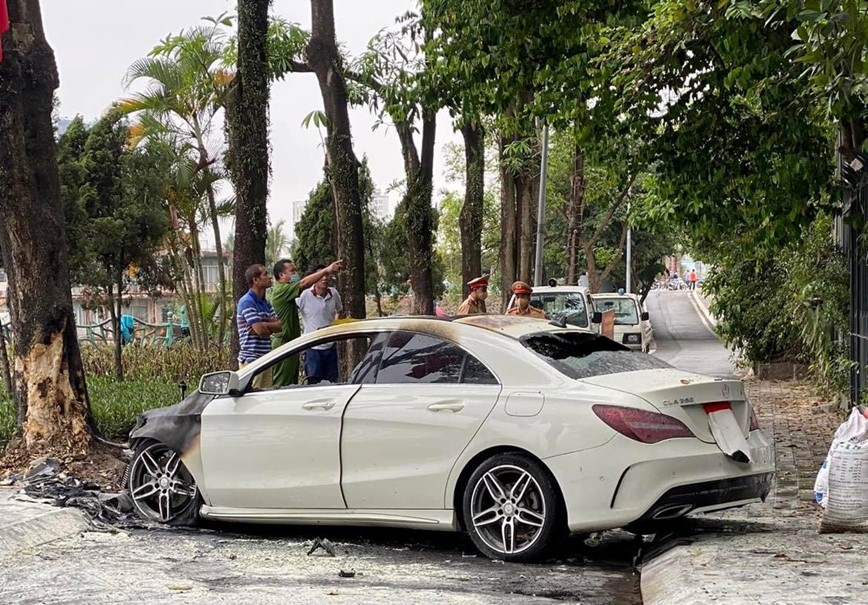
[87,377,183,438]
[59,110,172,362]
[292,177,337,273]
[704,213,850,393]
[381,198,446,297]
[293,161,387,299]
[0,392,14,449]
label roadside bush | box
[0,392,14,449]
[88,376,181,439]
[81,341,229,383]
[703,213,850,394]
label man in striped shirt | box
[237,264,282,388]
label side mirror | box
[199,371,240,396]
[641,311,649,321]
[591,311,603,324]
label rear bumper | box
[544,430,775,533]
[628,472,773,525]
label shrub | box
[0,392,14,449]
[81,341,229,383]
[704,213,850,394]
[87,376,182,439]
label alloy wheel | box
[128,442,198,523]
[469,464,546,555]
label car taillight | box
[592,404,694,443]
[749,406,760,431]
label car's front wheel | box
[128,440,200,524]
[462,453,565,562]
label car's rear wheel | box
[462,453,564,562]
[128,440,200,524]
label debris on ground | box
[338,569,356,578]
[307,537,337,557]
[2,455,160,530]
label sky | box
[41,0,462,246]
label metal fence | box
[840,155,868,407]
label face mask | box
[289,273,301,283]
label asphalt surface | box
[644,290,736,378]
[0,523,642,604]
[1,290,733,605]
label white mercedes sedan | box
[126,315,774,562]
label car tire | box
[462,453,565,562]
[127,439,201,526]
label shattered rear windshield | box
[521,331,671,379]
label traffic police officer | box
[457,276,488,314]
[506,281,546,318]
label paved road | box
[0,522,641,605]
[645,290,736,378]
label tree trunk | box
[0,0,92,451]
[110,270,124,382]
[204,182,227,346]
[498,134,518,311]
[395,116,436,316]
[566,144,585,285]
[517,172,537,284]
[227,0,270,369]
[460,120,484,298]
[307,0,366,321]
[0,323,14,403]
[191,115,228,348]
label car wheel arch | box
[451,446,566,530]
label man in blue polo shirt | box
[237,263,282,388]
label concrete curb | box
[640,541,711,605]
[0,490,91,558]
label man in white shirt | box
[296,266,343,383]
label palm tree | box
[120,16,233,346]
[265,219,290,268]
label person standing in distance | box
[271,259,344,387]
[457,276,488,315]
[506,281,546,318]
[296,266,343,384]
[237,264,282,388]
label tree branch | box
[582,172,637,249]
[290,60,314,73]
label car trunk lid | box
[581,368,750,445]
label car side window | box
[247,333,385,391]
[461,354,498,385]
[351,332,389,384]
[377,331,465,384]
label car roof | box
[593,292,640,301]
[526,286,590,295]
[290,314,591,344]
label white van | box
[591,293,652,352]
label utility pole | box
[534,124,549,286]
[625,201,632,293]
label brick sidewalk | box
[641,380,868,604]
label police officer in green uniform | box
[270,259,343,387]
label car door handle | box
[303,401,336,411]
[427,402,465,412]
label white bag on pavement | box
[819,408,868,532]
[815,408,868,508]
